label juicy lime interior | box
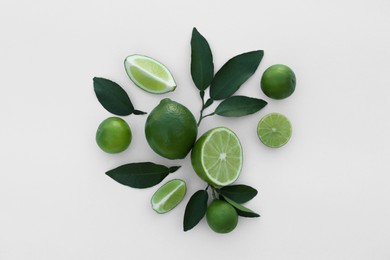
[151,179,186,214]
[201,128,242,186]
[134,58,170,81]
[257,113,292,148]
[129,65,167,92]
[124,55,176,94]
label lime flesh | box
[257,113,292,148]
[151,179,186,214]
[191,127,243,187]
[124,55,176,94]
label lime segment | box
[151,179,186,214]
[191,127,243,187]
[257,113,292,148]
[124,55,176,94]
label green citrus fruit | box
[145,98,197,159]
[261,64,296,99]
[206,200,238,234]
[257,113,292,148]
[191,127,243,186]
[124,54,176,94]
[151,179,186,214]
[96,117,132,153]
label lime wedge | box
[124,54,176,94]
[257,113,292,148]
[191,127,243,187]
[151,179,186,214]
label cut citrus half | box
[191,127,243,187]
[257,113,292,148]
[151,179,186,214]
[124,54,176,94]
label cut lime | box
[257,113,292,148]
[151,179,186,214]
[191,127,243,187]
[124,54,176,94]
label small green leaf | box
[210,51,264,100]
[93,77,146,116]
[218,184,258,203]
[221,195,260,218]
[215,96,267,117]
[133,110,147,115]
[183,190,209,231]
[203,98,214,109]
[191,28,214,91]
[106,162,180,189]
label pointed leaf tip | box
[219,184,258,203]
[215,96,267,117]
[210,50,264,100]
[106,162,180,189]
[191,28,214,91]
[183,190,208,231]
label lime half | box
[124,54,176,94]
[257,113,292,148]
[151,179,186,214]
[191,127,243,187]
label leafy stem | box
[197,93,214,126]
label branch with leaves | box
[191,28,267,126]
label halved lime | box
[257,113,292,148]
[124,54,176,94]
[191,127,243,187]
[151,179,186,214]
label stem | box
[202,112,215,119]
[197,92,205,126]
[210,185,218,200]
[205,184,210,191]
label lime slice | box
[191,127,243,187]
[151,179,186,214]
[124,54,176,94]
[257,113,292,148]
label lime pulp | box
[191,127,243,186]
[151,179,186,214]
[257,113,292,148]
[124,55,176,94]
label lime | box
[191,127,243,187]
[96,117,132,153]
[151,179,186,214]
[261,64,296,99]
[206,200,238,234]
[124,54,176,94]
[145,98,198,159]
[257,113,292,148]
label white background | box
[1,0,390,259]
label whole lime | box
[145,98,197,159]
[206,200,238,234]
[261,64,296,99]
[96,117,132,153]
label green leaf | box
[93,77,146,116]
[106,162,180,189]
[183,190,209,231]
[218,184,258,203]
[191,28,214,91]
[221,195,260,218]
[215,96,267,117]
[203,98,214,109]
[210,50,264,100]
